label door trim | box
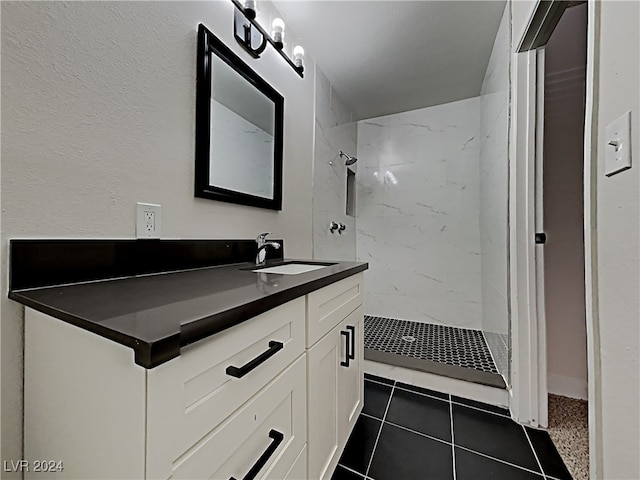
[583,2,603,477]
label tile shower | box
[312,3,511,388]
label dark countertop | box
[10,259,367,368]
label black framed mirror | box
[195,24,284,210]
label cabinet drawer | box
[146,298,305,477]
[277,444,307,480]
[306,273,363,347]
[171,355,307,480]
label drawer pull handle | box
[226,341,284,378]
[347,325,356,360]
[229,429,284,480]
[340,330,350,367]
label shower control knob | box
[329,221,340,233]
[338,223,346,234]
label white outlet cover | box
[605,111,632,177]
[136,203,161,239]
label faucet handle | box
[256,232,271,246]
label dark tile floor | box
[332,373,573,480]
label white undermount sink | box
[252,263,331,275]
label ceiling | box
[274,1,507,120]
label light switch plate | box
[136,203,161,239]
[605,111,632,176]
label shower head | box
[340,151,358,166]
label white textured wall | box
[1,1,315,469]
[312,67,357,261]
[543,4,588,400]
[596,1,640,477]
[479,2,511,382]
[356,97,483,329]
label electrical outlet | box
[144,211,155,232]
[136,203,161,239]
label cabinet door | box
[338,306,364,447]
[307,325,342,480]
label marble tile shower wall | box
[479,3,511,382]
[356,97,483,330]
[211,102,273,197]
[312,67,357,261]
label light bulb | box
[271,18,285,49]
[272,18,285,33]
[243,0,256,20]
[293,45,305,70]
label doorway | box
[542,3,588,403]
[511,1,593,479]
[541,3,589,477]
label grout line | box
[455,444,546,477]
[366,375,506,417]
[388,382,510,418]
[450,400,510,419]
[365,381,395,477]
[450,397,457,480]
[360,411,383,421]
[381,419,452,447]
[523,424,546,476]
[392,384,450,403]
[336,463,367,478]
[364,377,395,388]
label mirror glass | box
[210,56,275,198]
[195,24,284,210]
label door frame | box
[509,1,601,476]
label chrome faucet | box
[255,232,281,266]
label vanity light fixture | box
[233,6,267,58]
[232,0,304,78]
[271,18,285,50]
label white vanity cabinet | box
[23,272,364,480]
[307,274,364,480]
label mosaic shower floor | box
[364,316,506,388]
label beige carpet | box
[548,394,589,480]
